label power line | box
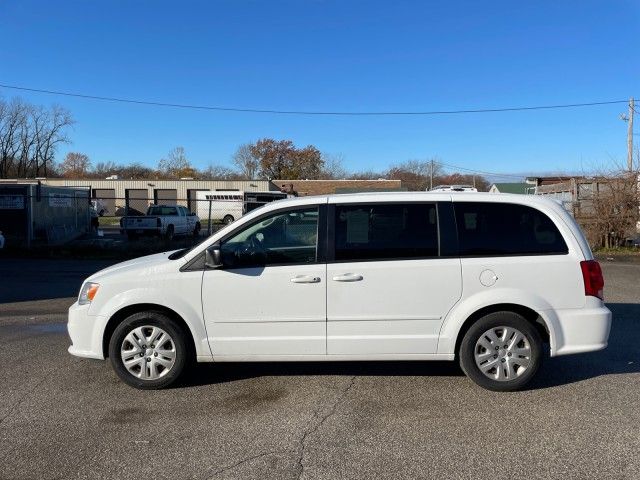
[0,83,631,116]
[436,161,528,179]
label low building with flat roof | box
[1,178,404,215]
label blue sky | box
[1,0,639,177]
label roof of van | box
[255,191,568,217]
[275,191,552,203]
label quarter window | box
[221,207,319,268]
[453,202,568,256]
[334,203,439,261]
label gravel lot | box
[0,257,638,479]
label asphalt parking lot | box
[0,257,639,480]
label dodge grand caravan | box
[68,192,611,391]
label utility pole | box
[628,97,634,172]
[429,159,434,191]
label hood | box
[87,250,184,283]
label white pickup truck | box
[120,205,201,240]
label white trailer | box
[196,191,244,225]
[195,190,289,225]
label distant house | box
[488,182,534,194]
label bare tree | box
[576,165,640,248]
[60,152,91,178]
[349,169,386,180]
[34,105,73,177]
[0,98,27,178]
[201,164,242,180]
[0,97,73,178]
[387,159,444,191]
[118,163,156,179]
[231,143,259,179]
[158,146,196,178]
[93,161,119,178]
[319,153,348,179]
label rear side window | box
[453,202,568,256]
[334,203,438,261]
[148,206,177,216]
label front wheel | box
[459,312,542,392]
[223,215,234,225]
[108,311,190,389]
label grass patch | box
[98,216,122,226]
[594,246,640,256]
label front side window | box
[221,207,319,268]
[453,202,568,256]
[334,203,439,261]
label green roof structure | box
[490,183,533,194]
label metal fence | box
[0,191,291,248]
[0,192,91,246]
[91,192,289,229]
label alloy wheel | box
[120,325,176,380]
[474,326,532,382]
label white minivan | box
[68,192,611,391]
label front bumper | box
[68,301,105,360]
[552,304,612,356]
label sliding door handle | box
[290,275,321,284]
[332,273,363,282]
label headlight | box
[78,282,100,305]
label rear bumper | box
[551,304,612,356]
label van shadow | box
[184,359,464,387]
[182,302,639,389]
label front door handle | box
[332,273,363,282]
[290,275,321,284]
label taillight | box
[580,260,604,300]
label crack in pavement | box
[198,376,357,480]
[202,449,288,479]
[295,375,357,480]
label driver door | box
[202,203,327,357]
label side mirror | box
[205,246,223,269]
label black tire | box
[459,311,542,392]
[193,222,201,237]
[126,232,138,241]
[108,311,190,390]
[165,224,174,241]
[223,215,234,225]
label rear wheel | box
[223,215,234,225]
[459,311,542,392]
[108,311,190,389]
